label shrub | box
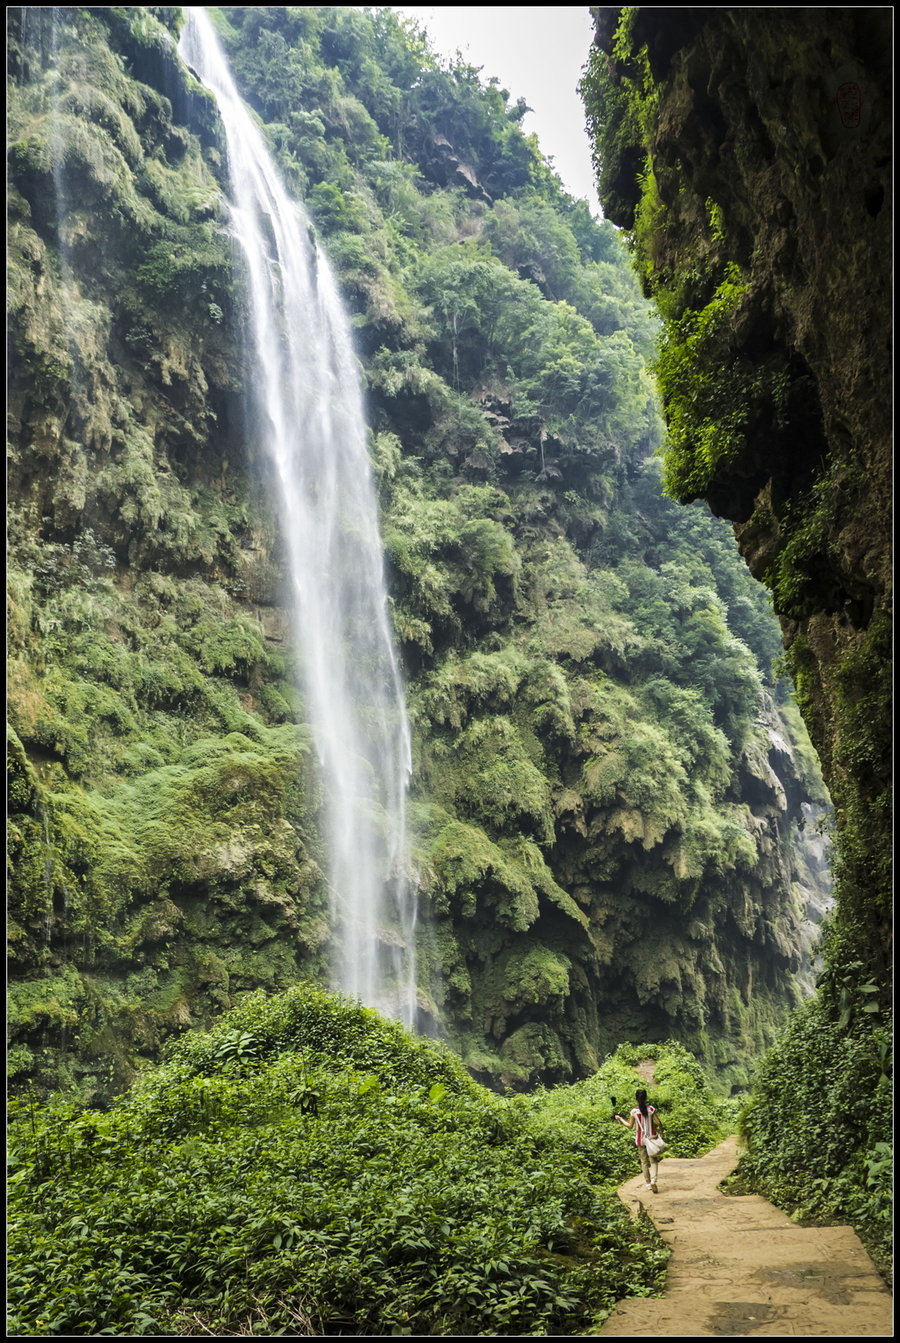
[8,986,679,1336]
[735,995,891,1270]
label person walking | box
[615,1089,664,1192]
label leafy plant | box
[7,987,701,1336]
[734,994,891,1270]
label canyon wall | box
[584,6,891,1001]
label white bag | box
[644,1116,667,1157]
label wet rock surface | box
[588,3,891,1002]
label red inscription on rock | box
[836,81,861,129]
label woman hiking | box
[615,1089,664,1192]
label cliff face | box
[7,7,331,1093]
[8,6,834,1103]
[585,7,891,993]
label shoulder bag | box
[644,1113,667,1157]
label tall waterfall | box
[179,9,416,1025]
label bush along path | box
[4,998,701,1336]
[598,1136,892,1336]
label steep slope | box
[8,6,332,1093]
[7,5,831,1103]
[582,5,890,998]
[582,3,890,1265]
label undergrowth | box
[731,993,892,1282]
[7,987,734,1336]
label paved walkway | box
[599,1135,892,1336]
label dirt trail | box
[635,1058,657,1084]
[599,1135,892,1336]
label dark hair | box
[635,1088,649,1118]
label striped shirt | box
[632,1105,656,1147]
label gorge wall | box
[583,6,891,1007]
[8,6,833,1104]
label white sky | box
[372,6,602,217]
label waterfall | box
[179,9,416,1026]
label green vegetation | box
[8,4,831,1115]
[581,36,793,510]
[655,265,790,502]
[11,3,886,1327]
[765,459,868,623]
[8,986,733,1336]
[582,5,891,1268]
[733,994,891,1276]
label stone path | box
[599,1135,892,1336]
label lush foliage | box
[516,1038,734,1183]
[580,37,794,510]
[582,4,891,1265]
[8,988,737,1336]
[8,3,830,1114]
[654,265,790,502]
[733,993,891,1274]
[9,6,873,1325]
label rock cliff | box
[584,6,891,994]
[7,6,835,1102]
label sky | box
[371,6,603,216]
